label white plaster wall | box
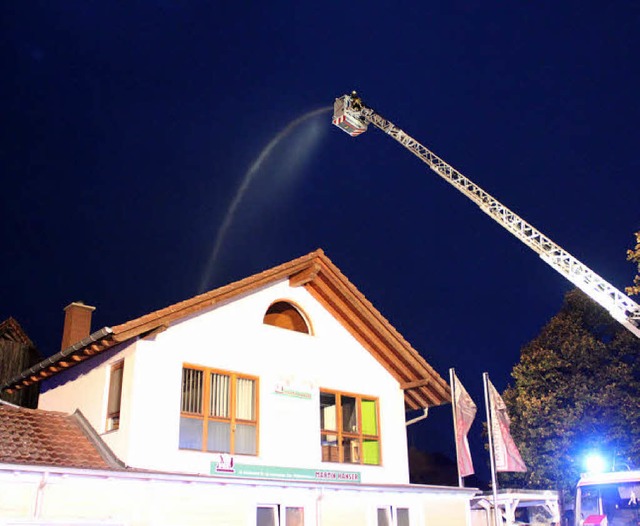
[0,469,475,526]
[0,473,37,518]
[102,345,137,459]
[422,493,471,526]
[37,341,137,463]
[124,279,411,484]
[38,358,108,422]
[319,489,432,526]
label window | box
[257,505,304,526]
[179,366,258,455]
[377,507,410,526]
[257,507,276,526]
[377,508,391,526]
[397,508,410,526]
[106,361,124,431]
[263,301,311,334]
[320,390,380,465]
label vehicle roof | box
[578,470,640,487]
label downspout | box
[33,470,49,519]
[405,407,428,426]
[315,486,324,526]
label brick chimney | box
[61,301,96,351]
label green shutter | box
[361,399,377,435]
[361,399,379,465]
[363,439,380,465]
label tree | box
[627,231,640,296]
[501,289,640,493]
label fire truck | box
[574,470,640,526]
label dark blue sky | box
[2,3,639,477]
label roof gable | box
[2,250,450,410]
[0,317,35,347]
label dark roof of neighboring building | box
[0,401,123,470]
[1,250,451,410]
[0,317,35,347]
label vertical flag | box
[487,379,526,472]
[451,370,477,478]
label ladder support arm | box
[335,95,640,338]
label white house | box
[1,249,477,525]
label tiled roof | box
[0,317,34,347]
[1,250,451,409]
[0,402,122,470]
[109,249,450,408]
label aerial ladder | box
[332,92,640,339]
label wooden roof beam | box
[307,280,432,409]
[289,263,321,287]
[142,324,168,340]
[401,379,431,390]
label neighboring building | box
[0,400,123,470]
[0,250,477,525]
[0,317,40,408]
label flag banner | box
[452,371,477,477]
[487,380,527,473]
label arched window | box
[263,301,311,335]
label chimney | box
[61,301,96,351]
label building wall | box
[0,468,475,526]
[39,279,413,484]
[125,280,410,484]
[421,493,471,525]
[38,339,135,452]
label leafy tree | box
[626,231,640,296]
[501,289,640,493]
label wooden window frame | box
[263,300,313,335]
[319,388,381,465]
[180,364,259,455]
[106,360,124,432]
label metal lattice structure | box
[332,92,640,338]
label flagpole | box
[483,372,500,526]
[449,368,463,487]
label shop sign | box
[211,460,360,484]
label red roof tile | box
[110,249,451,408]
[0,317,35,347]
[2,250,451,409]
[0,402,122,470]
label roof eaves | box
[1,249,451,410]
[0,327,114,393]
[305,254,451,408]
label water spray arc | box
[197,106,332,293]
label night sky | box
[2,3,639,479]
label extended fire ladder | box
[332,92,640,339]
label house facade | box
[1,250,477,525]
